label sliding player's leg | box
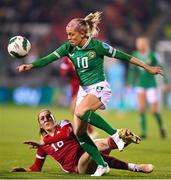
[102,154,154,173]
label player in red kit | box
[59,57,80,112]
[11,109,153,175]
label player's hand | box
[147,66,164,76]
[23,140,45,149]
[16,64,33,72]
[10,167,27,172]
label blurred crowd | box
[0,0,171,89]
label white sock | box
[111,131,125,151]
[128,163,136,171]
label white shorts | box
[136,87,159,104]
[76,81,112,110]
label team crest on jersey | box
[88,51,96,59]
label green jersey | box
[32,38,132,86]
[128,51,160,88]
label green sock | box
[77,132,107,167]
[139,112,146,136]
[81,110,117,135]
[154,113,163,129]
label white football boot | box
[91,165,110,176]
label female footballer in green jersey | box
[128,36,169,139]
[17,12,163,176]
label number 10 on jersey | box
[77,57,88,68]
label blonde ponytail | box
[84,11,102,37]
[66,11,102,37]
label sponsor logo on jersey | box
[88,51,96,59]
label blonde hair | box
[84,11,102,37]
[67,11,102,37]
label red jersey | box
[60,57,79,97]
[29,120,84,173]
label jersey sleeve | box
[32,43,69,68]
[28,147,47,171]
[127,52,139,85]
[96,41,117,58]
[32,53,58,68]
[43,121,73,144]
[53,42,69,57]
[96,41,132,61]
[114,49,132,61]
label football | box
[7,36,31,58]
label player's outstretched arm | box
[16,64,33,72]
[130,57,164,76]
[114,50,164,76]
[16,52,59,73]
[23,140,45,149]
[11,144,46,173]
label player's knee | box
[75,110,92,123]
[74,107,89,119]
[74,110,83,118]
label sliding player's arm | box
[11,147,47,172]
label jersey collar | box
[76,37,92,50]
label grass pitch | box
[0,105,171,179]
